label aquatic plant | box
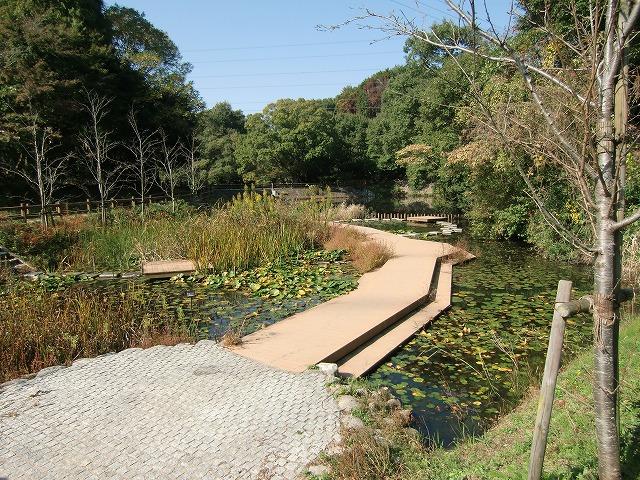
[0,280,193,382]
[0,193,332,273]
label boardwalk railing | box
[370,211,463,223]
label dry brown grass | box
[324,226,393,273]
[440,237,473,264]
[138,332,191,349]
[326,388,424,480]
[0,283,194,382]
[329,203,368,221]
[331,428,402,480]
[220,320,247,347]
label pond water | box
[363,221,592,446]
[65,251,358,341]
[129,281,330,339]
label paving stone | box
[0,341,340,479]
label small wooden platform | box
[408,215,447,224]
[141,260,196,279]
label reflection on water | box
[364,221,592,446]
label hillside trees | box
[236,99,340,183]
[0,0,201,207]
[356,1,640,476]
[195,102,245,184]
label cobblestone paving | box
[0,341,340,479]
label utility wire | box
[189,67,386,79]
[189,50,399,64]
[182,38,385,53]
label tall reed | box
[0,282,191,382]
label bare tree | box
[183,132,207,197]
[156,129,183,213]
[78,89,123,224]
[343,1,639,477]
[125,109,158,219]
[2,115,66,227]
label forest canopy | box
[1,0,637,261]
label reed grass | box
[0,281,192,382]
[0,193,331,273]
[324,225,393,273]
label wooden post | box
[131,196,136,208]
[86,199,91,213]
[20,203,26,221]
[528,279,572,480]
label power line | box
[189,67,386,79]
[389,0,456,19]
[189,50,400,64]
[182,38,385,53]
[198,82,363,90]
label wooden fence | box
[0,196,171,222]
[0,189,351,223]
[370,211,463,223]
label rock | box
[308,465,330,477]
[325,443,344,456]
[394,409,413,426]
[337,395,360,412]
[354,388,368,397]
[317,362,338,377]
[403,427,422,441]
[373,433,391,448]
[386,398,402,410]
[341,415,365,430]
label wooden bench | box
[141,260,196,279]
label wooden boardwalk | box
[232,225,472,375]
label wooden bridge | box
[232,225,473,377]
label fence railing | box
[0,189,352,222]
[0,196,171,221]
[370,211,463,223]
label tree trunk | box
[100,200,107,225]
[592,219,621,479]
[593,97,621,477]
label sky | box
[104,1,513,114]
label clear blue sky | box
[104,1,513,114]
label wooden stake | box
[528,279,572,480]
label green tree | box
[236,99,339,183]
[196,102,245,184]
[105,5,202,137]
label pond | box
[363,221,592,446]
[38,249,360,341]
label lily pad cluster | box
[180,249,358,300]
[369,235,593,446]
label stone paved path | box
[0,341,340,479]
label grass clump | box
[0,280,193,383]
[0,193,330,273]
[324,225,393,273]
